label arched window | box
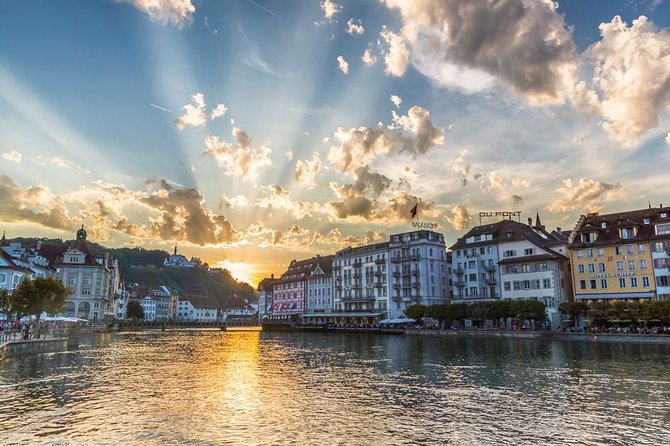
[78,301,90,319]
[64,301,75,317]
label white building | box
[257,275,280,321]
[41,226,117,323]
[497,217,573,329]
[136,296,157,321]
[303,256,334,324]
[115,287,128,320]
[163,245,195,268]
[651,210,670,300]
[388,230,450,318]
[151,286,176,321]
[176,295,218,322]
[330,242,389,325]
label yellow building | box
[567,208,664,303]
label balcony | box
[484,264,496,273]
[392,295,403,302]
[455,281,465,288]
[391,256,401,263]
[402,271,411,277]
[412,269,420,276]
[455,268,464,276]
[352,272,361,279]
[353,260,362,268]
[486,278,496,285]
[410,253,421,260]
[413,283,420,289]
[392,271,401,278]
[333,265,340,271]
[374,282,384,288]
[375,258,386,265]
[393,284,401,290]
[351,284,361,290]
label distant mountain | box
[8,238,256,309]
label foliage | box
[10,277,68,321]
[558,301,589,326]
[405,304,428,322]
[587,301,612,325]
[126,300,145,320]
[0,289,12,319]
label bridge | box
[111,319,260,331]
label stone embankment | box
[406,329,670,344]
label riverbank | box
[406,329,670,344]
[0,337,70,361]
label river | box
[1,330,669,445]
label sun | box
[214,259,258,287]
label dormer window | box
[643,218,650,224]
[662,212,668,218]
[601,222,607,229]
[506,231,513,238]
[621,228,635,239]
[582,232,596,243]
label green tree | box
[10,277,68,326]
[559,301,588,327]
[468,302,490,326]
[587,301,612,326]
[405,304,427,323]
[447,303,470,328]
[489,300,512,328]
[126,300,145,320]
[0,289,13,321]
[511,299,546,328]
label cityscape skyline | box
[2,0,670,287]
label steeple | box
[76,224,87,241]
[174,244,178,256]
[535,210,542,228]
[0,230,6,246]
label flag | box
[410,202,418,219]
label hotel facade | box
[568,206,670,302]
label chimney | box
[557,227,561,232]
[36,240,42,251]
[527,217,533,226]
[270,273,274,279]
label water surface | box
[1,330,669,445]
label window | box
[598,263,606,272]
[656,223,670,235]
[579,280,586,290]
[615,246,621,255]
[626,245,634,254]
[597,248,605,256]
[621,228,635,239]
[588,264,595,273]
[628,260,636,271]
[642,276,650,287]
[543,278,551,288]
[638,244,646,253]
[578,264,585,273]
[619,278,626,288]
[630,277,638,288]
[658,276,669,287]
[582,233,595,243]
[504,282,511,291]
[503,250,516,257]
[524,248,534,255]
[590,280,597,289]
[586,249,593,258]
[577,250,583,258]
[639,259,648,270]
[616,261,624,271]
[601,279,608,289]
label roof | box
[275,255,332,285]
[257,276,281,291]
[39,240,102,267]
[181,294,220,309]
[568,206,670,248]
[450,219,564,251]
[335,241,389,258]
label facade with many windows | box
[567,207,670,302]
[388,230,449,318]
[303,256,334,323]
[269,256,323,320]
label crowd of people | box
[0,320,66,344]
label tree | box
[0,289,12,321]
[587,301,612,326]
[405,304,427,323]
[11,277,68,324]
[468,302,490,326]
[489,300,512,328]
[126,300,145,320]
[559,301,588,327]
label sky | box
[1,0,670,287]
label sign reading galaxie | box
[409,202,438,230]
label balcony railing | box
[455,281,465,288]
[375,258,386,265]
[455,268,464,275]
[391,256,401,263]
[353,261,362,268]
[486,278,496,285]
[411,269,420,276]
[484,265,496,273]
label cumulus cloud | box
[666,132,670,148]
[445,204,471,230]
[285,148,294,160]
[139,179,237,245]
[176,93,207,129]
[481,171,506,193]
[346,18,364,35]
[588,15,670,148]
[383,192,440,222]
[382,0,576,104]
[390,94,402,108]
[337,56,349,74]
[362,48,377,66]
[449,150,470,186]
[391,106,444,156]
[121,0,195,28]
[328,126,394,172]
[548,178,623,213]
[380,26,410,77]
[320,0,342,21]
[328,167,392,220]
[0,175,75,230]
[294,153,322,188]
[571,81,602,116]
[201,127,271,180]
[210,103,228,121]
[256,184,320,219]
[2,151,21,163]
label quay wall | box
[0,338,68,361]
[406,329,670,344]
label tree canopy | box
[10,277,68,321]
[126,300,145,320]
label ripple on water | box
[1,331,670,445]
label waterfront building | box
[136,295,157,321]
[1,238,52,279]
[497,216,573,328]
[257,275,280,321]
[568,206,670,303]
[330,242,389,324]
[0,244,35,293]
[163,245,195,268]
[114,286,128,320]
[40,226,117,323]
[176,294,219,321]
[388,230,450,318]
[150,286,176,321]
[450,223,502,302]
[268,256,320,320]
[302,255,335,324]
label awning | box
[379,317,416,324]
[301,312,383,318]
